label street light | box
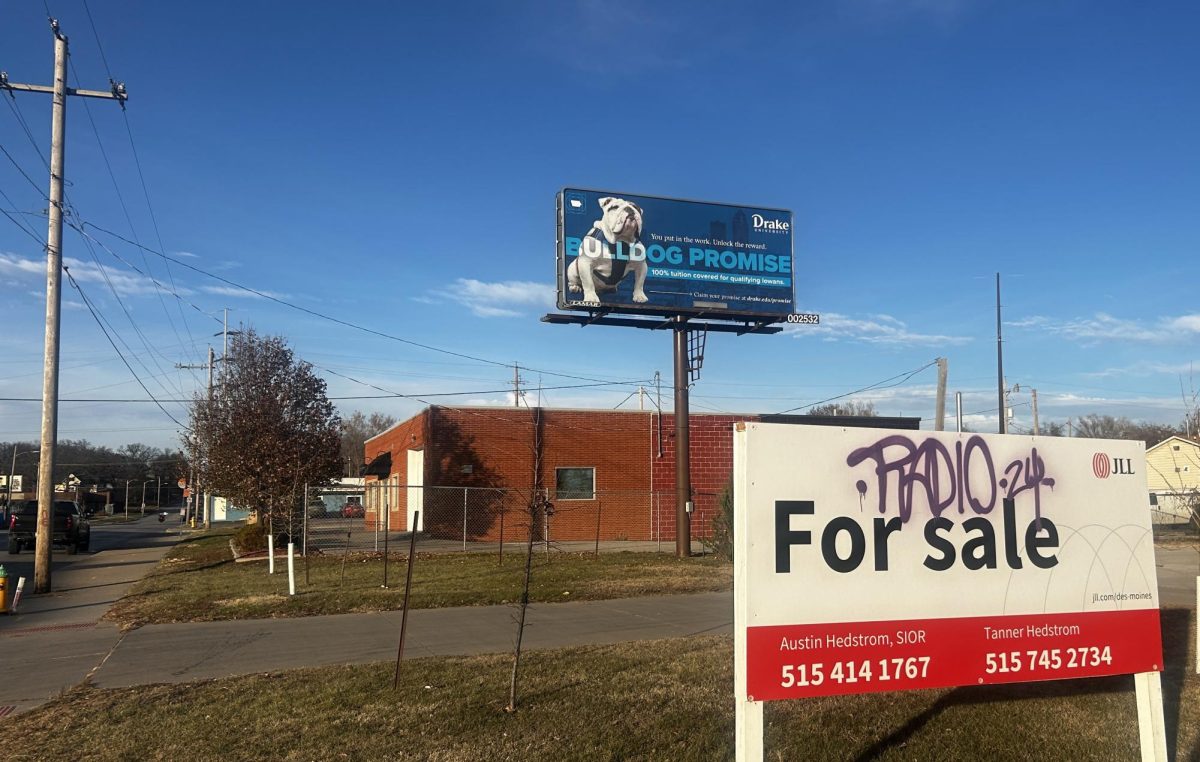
[7,446,39,510]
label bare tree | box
[186,329,342,534]
[341,411,397,477]
[1074,414,1179,448]
[808,400,878,417]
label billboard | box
[733,423,1162,703]
[556,188,795,320]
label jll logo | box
[1093,453,1135,479]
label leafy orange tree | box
[186,329,341,536]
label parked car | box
[305,501,328,519]
[341,501,365,518]
[7,499,91,554]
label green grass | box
[4,610,1198,761]
[104,529,732,628]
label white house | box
[1145,436,1200,523]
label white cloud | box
[788,312,972,347]
[432,279,555,318]
[1010,312,1200,344]
[1083,361,1199,379]
[2,252,185,298]
[173,251,199,259]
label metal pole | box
[996,273,1006,435]
[303,483,310,587]
[382,485,390,588]
[956,391,963,433]
[140,481,147,515]
[462,487,468,552]
[33,30,69,594]
[934,357,948,431]
[7,446,15,511]
[498,505,504,565]
[1031,388,1040,435]
[673,318,692,557]
[204,346,214,530]
[124,479,130,519]
[393,510,420,689]
[156,477,161,509]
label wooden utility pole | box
[1031,388,1040,435]
[2,19,127,593]
[177,348,215,528]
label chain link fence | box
[300,482,726,558]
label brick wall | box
[363,405,918,543]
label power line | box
[82,220,647,386]
[67,218,190,401]
[70,221,224,327]
[0,140,49,199]
[67,55,193,360]
[62,265,189,430]
[2,94,50,170]
[772,360,939,415]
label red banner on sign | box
[746,609,1162,701]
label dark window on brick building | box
[556,467,595,500]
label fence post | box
[303,483,309,587]
[340,531,351,585]
[383,485,390,588]
[393,510,420,689]
[462,487,468,552]
[498,504,505,566]
[595,500,602,557]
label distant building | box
[1146,435,1200,523]
[363,406,918,543]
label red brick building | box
[363,405,918,543]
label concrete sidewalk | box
[92,591,733,688]
[0,519,186,714]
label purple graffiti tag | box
[845,435,958,522]
[962,435,997,515]
[999,447,1055,526]
[847,434,1056,524]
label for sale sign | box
[732,423,1162,703]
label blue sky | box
[1,0,1197,449]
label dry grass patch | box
[106,531,732,627]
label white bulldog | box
[567,196,649,304]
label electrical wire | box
[0,141,49,199]
[772,360,940,415]
[67,54,193,360]
[62,264,189,430]
[83,220,651,386]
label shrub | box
[707,480,734,560]
[232,522,267,554]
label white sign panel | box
[733,423,1162,704]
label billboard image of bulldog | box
[557,188,795,320]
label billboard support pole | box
[674,317,692,558]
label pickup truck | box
[7,499,91,555]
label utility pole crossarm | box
[1,73,128,102]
